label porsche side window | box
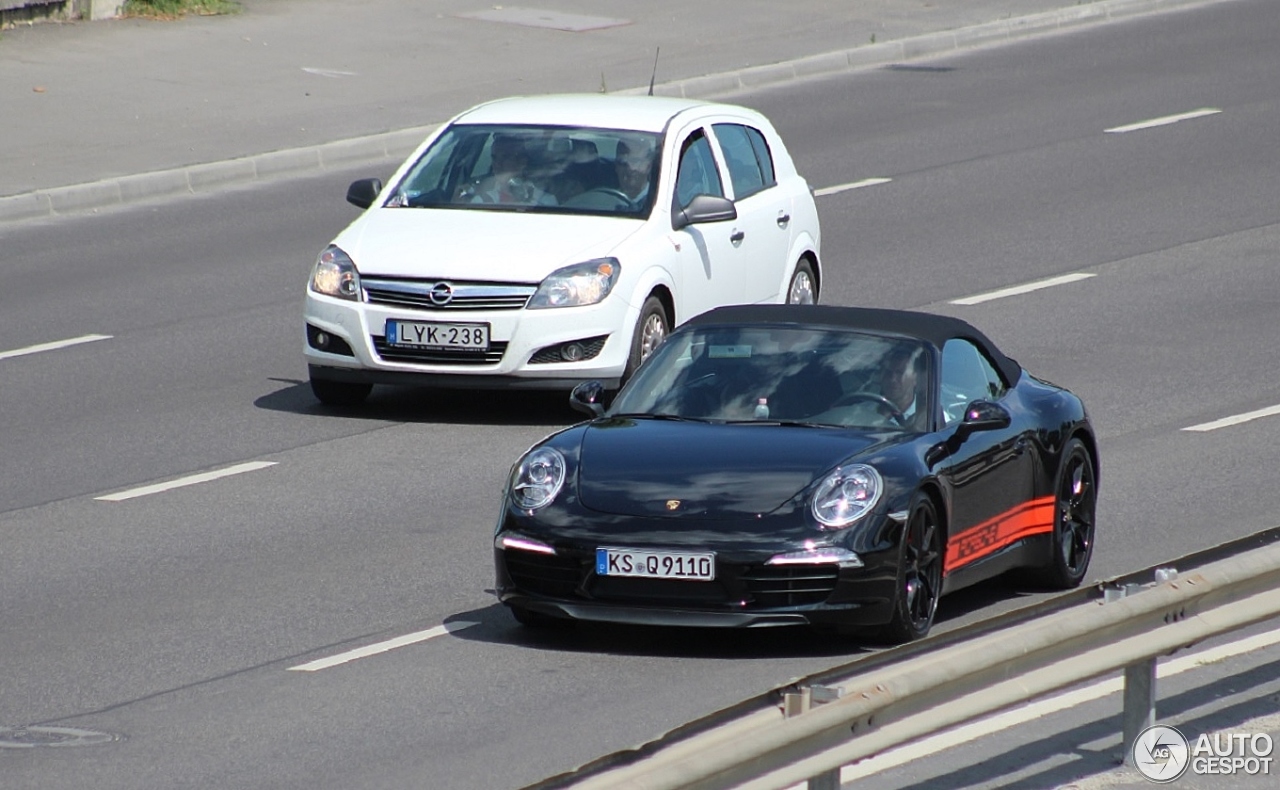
[941,339,1006,427]
[675,130,725,209]
[712,123,774,200]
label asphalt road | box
[2,1,1279,787]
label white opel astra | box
[303,94,822,406]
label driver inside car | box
[613,137,656,209]
[857,344,927,429]
[800,341,927,429]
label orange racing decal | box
[944,496,1056,575]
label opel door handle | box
[729,230,745,244]
[776,212,791,228]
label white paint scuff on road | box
[1105,108,1221,134]
[1184,404,1280,432]
[950,273,1095,305]
[288,621,480,672]
[95,461,278,502]
[813,178,892,197]
[0,334,112,360]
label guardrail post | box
[785,687,842,790]
[1122,658,1157,765]
[1109,570,1176,766]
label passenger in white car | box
[464,135,557,206]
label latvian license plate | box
[386,320,489,350]
[596,547,715,581]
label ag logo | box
[1133,724,1190,783]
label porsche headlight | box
[528,258,619,309]
[811,464,883,529]
[510,447,567,510]
[309,245,361,300]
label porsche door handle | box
[729,230,745,244]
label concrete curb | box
[0,0,1219,224]
[0,125,437,224]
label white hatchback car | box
[304,94,822,406]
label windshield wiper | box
[610,412,712,423]
[724,419,838,429]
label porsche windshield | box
[611,326,933,430]
[384,124,663,218]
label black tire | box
[879,492,943,644]
[622,295,670,383]
[786,259,818,305]
[310,376,372,407]
[1043,438,1096,589]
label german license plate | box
[596,548,715,581]
[386,320,489,350]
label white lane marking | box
[95,461,278,502]
[1105,108,1221,134]
[840,626,1280,782]
[1184,404,1280,433]
[950,273,1096,305]
[814,178,892,197]
[0,334,112,360]
[288,621,480,672]
[302,67,358,78]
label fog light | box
[561,343,584,361]
[495,532,557,555]
[315,331,331,349]
[766,548,863,568]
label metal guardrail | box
[527,526,1280,790]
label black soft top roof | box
[685,304,1022,384]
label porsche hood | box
[575,419,885,519]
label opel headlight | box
[811,464,883,529]
[528,259,619,309]
[510,447,567,510]
[309,245,361,300]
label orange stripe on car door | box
[944,496,1056,575]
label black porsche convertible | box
[493,304,1098,642]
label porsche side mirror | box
[671,194,737,231]
[955,400,1011,440]
[570,381,606,418]
[346,178,383,209]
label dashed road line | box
[95,461,278,502]
[1105,108,1221,134]
[1184,404,1280,433]
[950,273,1096,305]
[0,334,112,361]
[288,621,480,672]
[814,178,892,197]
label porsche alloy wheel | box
[786,259,817,305]
[1046,438,1096,589]
[882,492,943,643]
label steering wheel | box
[647,371,720,417]
[831,391,907,426]
[581,187,634,206]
